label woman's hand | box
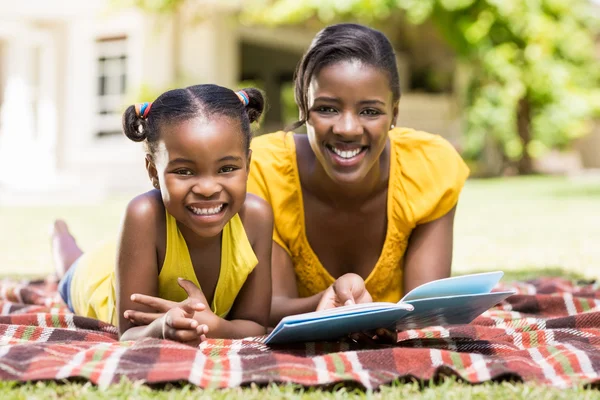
[125,278,209,326]
[316,273,373,311]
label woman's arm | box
[402,205,457,294]
[268,243,326,326]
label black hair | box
[291,23,401,131]
[122,84,264,155]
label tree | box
[124,0,600,174]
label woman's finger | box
[130,293,178,312]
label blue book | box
[265,271,516,344]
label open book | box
[265,271,516,345]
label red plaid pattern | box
[0,277,599,388]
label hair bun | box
[122,104,148,142]
[238,87,265,124]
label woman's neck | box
[298,137,391,209]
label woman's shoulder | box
[388,127,470,224]
[238,193,274,246]
[248,132,299,202]
[389,127,457,152]
[250,131,295,163]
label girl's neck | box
[176,221,222,250]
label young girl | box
[53,84,273,345]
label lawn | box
[0,175,599,398]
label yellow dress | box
[247,127,470,303]
[68,212,258,325]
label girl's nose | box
[192,178,221,198]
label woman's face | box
[305,60,397,185]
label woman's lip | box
[327,143,366,151]
[325,145,368,167]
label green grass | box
[1,378,599,400]
[1,175,600,398]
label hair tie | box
[135,102,153,119]
[236,91,249,106]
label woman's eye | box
[361,108,381,116]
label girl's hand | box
[160,302,209,347]
[125,278,209,325]
[316,273,373,311]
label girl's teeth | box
[190,204,223,215]
[331,146,362,159]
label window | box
[96,36,128,137]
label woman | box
[247,23,469,326]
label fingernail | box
[124,312,129,318]
[190,321,198,328]
[130,295,136,301]
[345,299,354,306]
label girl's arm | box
[207,194,274,338]
[116,192,189,341]
[402,205,457,294]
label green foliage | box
[243,0,600,169]
[121,0,600,172]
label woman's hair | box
[122,84,264,155]
[291,23,401,131]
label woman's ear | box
[391,101,399,129]
[145,154,160,190]
[246,149,252,174]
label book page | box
[400,271,504,302]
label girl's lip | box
[186,203,228,223]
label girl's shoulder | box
[238,193,274,246]
[123,189,165,231]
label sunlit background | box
[0,0,599,280]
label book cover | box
[265,271,516,344]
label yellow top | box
[69,212,258,326]
[247,127,470,303]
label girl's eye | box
[315,106,337,114]
[219,166,238,173]
[174,169,193,176]
[361,108,381,116]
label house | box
[6,0,593,201]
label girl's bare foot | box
[51,220,83,279]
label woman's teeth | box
[330,146,362,159]
[189,204,224,215]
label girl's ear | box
[145,154,160,190]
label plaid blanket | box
[0,277,599,389]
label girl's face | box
[305,60,398,184]
[147,116,250,239]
